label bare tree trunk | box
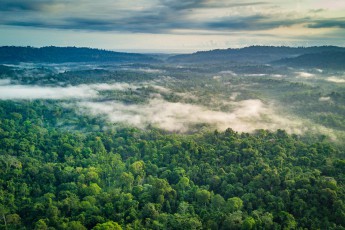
[2,214,7,230]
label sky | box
[0,0,345,52]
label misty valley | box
[0,47,344,229]
[2,54,345,140]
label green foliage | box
[195,189,211,205]
[242,216,256,230]
[92,221,122,230]
[0,97,344,230]
[227,197,243,212]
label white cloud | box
[137,68,164,73]
[295,71,315,78]
[150,85,171,93]
[89,83,137,91]
[230,92,240,100]
[0,85,99,100]
[0,82,138,100]
[0,79,11,85]
[75,98,311,133]
[219,70,237,76]
[0,81,338,138]
[326,76,345,83]
[246,74,266,77]
[319,96,331,102]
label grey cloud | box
[4,14,311,34]
[0,0,276,33]
[0,0,66,12]
[307,18,345,29]
[206,15,269,30]
[206,15,310,31]
[160,0,267,10]
[1,0,343,35]
[6,21,49,28]
[216,2,268,7]
[0,0,267,13]
[309,9,325,14]
[0,1,42,11]
[160,0,206,10]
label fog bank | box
[0,82,138,100]
[326,77,345,83]
[75,98,311,133]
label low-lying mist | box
[76,98,302,133]
[0,82,138,100]
[0,79,339,139]
[74,94,335,137]
[326,76,345,83]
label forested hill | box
[273,51,345,69]
[168,46,345,64]
[0,46,158,63]
[0,100,344,229]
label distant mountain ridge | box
[168,46,345,66]
[0,46,158,63]
[273,51,345,69]
[1,46,345,69]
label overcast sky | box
[0,0,345,52]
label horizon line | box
[1,44,344,55]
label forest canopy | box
[0,100,344,229]
[0,46,345,229]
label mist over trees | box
[0,100,344,229]
[0,46,344,229]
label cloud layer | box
[0,0,344,37]
[76,98,309,134]
[1,0,345,51]
[0,82,136,100]
[326,76,345,83]
[0,81,338,137]
[0,81,299,133]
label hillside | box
[273,51,345,69]
[0,46,158,63]
[168,46,345,64]
[1,46,345,230]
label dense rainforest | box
[0,100,344,230]
[0,47,345,229]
